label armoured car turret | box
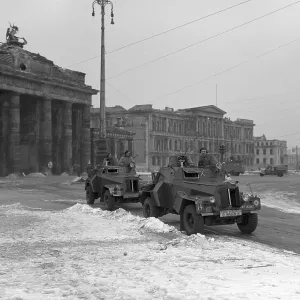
[140,154,261,235]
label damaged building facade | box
[91,104,255,171]
[0,44,97,176]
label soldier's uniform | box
[103,156,118,166]
[198,154,217,168]
[118,156,135,167]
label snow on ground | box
[1,204,300,299]
[260,191,300,214]
[27,173,46,178]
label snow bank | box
[71,177,85,184]
[60,172,69,176]
[68,204,179,235]
[261,191,300,214]
[5,173,19,180]
[2,203,300,299]
[27,172,46,178]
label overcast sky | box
[1,0,300,147]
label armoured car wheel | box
[237,213,258,234]
[277,172,283,177]
[259,173,264,177]
[86,185,96,205]
[103,190,115,211]
[143,197,160,218]
[182,204,204,236]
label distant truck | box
[259,164,288,177]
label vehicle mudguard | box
[89,174,98,193]
[174,191,195,214]
[152,181,174,208]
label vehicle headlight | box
[253,199,260,207]
[209,196,216,203]
[113,185,122,191]
[242,193,250,202]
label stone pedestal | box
[39,98,52,172]
[63,102,72,172]
[8,93,21,174]
[82,105,91,169]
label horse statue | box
[6,23,27,48]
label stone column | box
[35,100,41,172]
[128,140,133,154]
[8,93,21,174]
[221,118,224,139]
[82,105,91,169]
[0,96,9,176]
[114,139,118,159]
[39,98,52,173]
[63,102,72,172]
[123,140,129,152]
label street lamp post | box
[92,0,114,139]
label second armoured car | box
[140,155,261,235]
[85,162,140,211]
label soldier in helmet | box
[198,147,217,168]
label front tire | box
[182,204,204,235]
[86,185,96,205]
[143,197,160,218]
[277,172,283,177]
[237,213,258,234]
[103,190,115,211]
[260,173,264,177]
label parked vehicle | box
[140,155,261,235]
[259,165,288,177]
[85,162,140,211]
[224,160,246,176]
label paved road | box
[1,174,300,254]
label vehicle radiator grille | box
[125,180,139,192]
[230,187,242,207]
[218,188,231,208]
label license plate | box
[123,193,139,199]
[241,204,255,210]
[220,210,242,217]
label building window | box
[263,158,266,165]
[270,149,273,155]
[263,149,266,155]
[256,149,259,155]
[256,158,259,164]
[270,158,274,165]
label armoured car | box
[85,162,140,211]
[140,155,261,235]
